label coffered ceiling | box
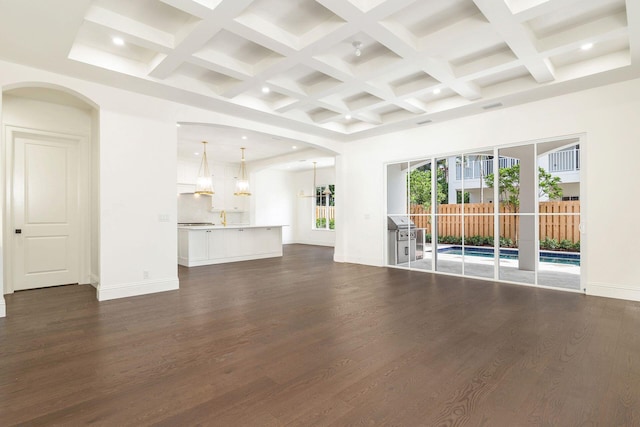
[0,0,639,140]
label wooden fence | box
[410,201,580,243]
[316,206,336,221]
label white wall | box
[253,169,295,243]
[0,93,3,316]
[97,110,178,300]
[337,77,640,301]
[90,109,100,287]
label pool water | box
[437,246,580,266]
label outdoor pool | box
[437,246,580,266]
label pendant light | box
[299,161,330,197]
[195,141,214,195]
[233,147,251,196]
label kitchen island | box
[178,224,284,267]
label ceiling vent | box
[482,102,503,110]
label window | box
[314,184,335,230]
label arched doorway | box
[2,84,99,301]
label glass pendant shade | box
[194,141,214,195]
[234,147,251,196]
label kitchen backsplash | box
[177,194,249,225]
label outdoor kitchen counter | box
[177,225,284,267]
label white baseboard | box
[178,251,282,267]
[97,277,179,301]
[290,240,335,247]
[588,282,640,302]
[89,273,100,289]
[341,255,384,267]
[0,296,5,317]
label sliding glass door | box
[385,137,583,292]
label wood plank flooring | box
[1,244,639,426]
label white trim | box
[89,273,99,289]
[588,282,640,302]
[0,296,5,317]
[342,255,384,267]
[179,251,282,267]
[292,239,335,247]
[387,264,584,295]
[97,277,179,301]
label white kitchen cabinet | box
[178,229,228,266]
[253,227,282,254]
[178,226,283,267]
[224,228,251,257]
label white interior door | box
[12,133,80,291]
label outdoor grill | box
[387,215,417,264]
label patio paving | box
[397,252,581,291]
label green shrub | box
[439,235,462,244]
[424,234,432,243]
[540,237,559,250]
[572,241,580,251]
[465,235,485,246]
[483,236,494,246]
[329,219,335,230]
[559,239,573,250]
[499,236,515,248]
[315,218,326,228]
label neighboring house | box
[447,145,580,203]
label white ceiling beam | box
[188,55,251,81]
[626,0,640,64]
[394,99,426,114]
[353,110,382,125]
[536,13,628,53]
[84,7,174,51]
[219,16,357,99]
[474,0,556,83]
[159,0,223,19]
[513,0,584,23]
[149,0,253,79]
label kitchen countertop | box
[178,224,287,230]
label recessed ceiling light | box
[581,43,594,51]
[176,123,181,127]
[241,135,247,140]
[194,152,199,156]
[345,114,352,120]
[292,145,297,149]
[433,88,441,95]
[261,86,270,94]
[112,37,125,46]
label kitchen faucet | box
[220,210,227,227]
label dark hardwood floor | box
[1,244,639,426]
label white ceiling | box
[0,0,638,140]
[177,123,334,169]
